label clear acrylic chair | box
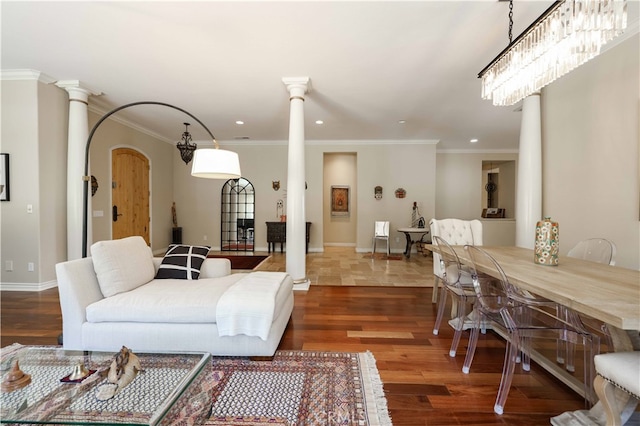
[431,236,483,357]
[371,221,390,256]
[567,238,617,266]
[461,245,600,415]
[558,238,617,371]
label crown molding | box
[1,69,56,84]
[437,149,519,154]
[87,101,173,143]
[305,139,439,146]
[209,139,440,147]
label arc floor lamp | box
[81,101,241,257]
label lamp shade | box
[191,148,241,179]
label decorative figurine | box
[95,346,142,401]
[1,360,31,392]
[171,202,178,228]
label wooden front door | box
[112,148,150,245]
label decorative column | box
[515,93,542,249]
[282,77,311,289]
[55,81,101,260]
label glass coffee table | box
[0,345,213,425]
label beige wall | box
[172,142,290,252]
[435,152,518,220]
[38,81,68,284]
[323,153,357,245]
[173,141,436,254]
[87,111,175,253]
[541,35,639,270]
[0,77,68,290]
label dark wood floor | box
[1,286,585,425]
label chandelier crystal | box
[480,0,627,106]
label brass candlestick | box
[68,362,91,381]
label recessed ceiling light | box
[470,138,479,143]
[315,120,324,125]
[398,120,406,124]
[235,121,244,125]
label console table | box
[266,222,311,253]
[396,227,430,258]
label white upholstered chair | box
[429,218,483,304]
[594,351,640,426]
[372,221,390,256]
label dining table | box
[425,245,640,425]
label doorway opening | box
[481,160,516,218]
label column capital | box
[282,77,311,98]
[55,80,102,102]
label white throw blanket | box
[216,272,287,341]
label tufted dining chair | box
[429,218,483,305]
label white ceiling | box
[2,1,638,151]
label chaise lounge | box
[55,236,294,356]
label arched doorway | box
[221,178,255,252]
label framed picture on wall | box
[331,185,349,216]
[0,153,9,201]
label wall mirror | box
[221,177,255,252]
[481,160,516,218]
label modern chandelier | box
[479,0,628,106]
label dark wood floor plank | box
[1,285,587,424]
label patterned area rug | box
[205,351,392,426]
[0,346,391,425]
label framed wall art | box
[0,153,9,201]
[331,185,350,216]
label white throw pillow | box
[91,236,155,297]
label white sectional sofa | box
[55,236,294,356]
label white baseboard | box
[1,280,57,291]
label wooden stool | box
[594,351,640,425]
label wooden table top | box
[397,228,429,233]
[426,245,640,331]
